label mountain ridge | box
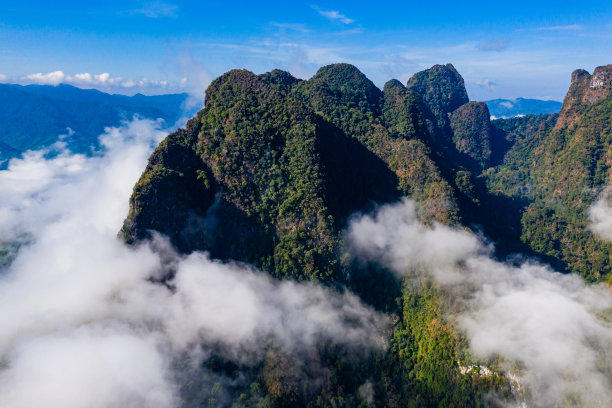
[121,61,515,407]
[485,97,562,118]
[0,83,195,164]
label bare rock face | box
[557,65,612,129]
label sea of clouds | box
[348,199,612,407]
[0,118,386,408]
[3,115,612,408]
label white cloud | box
[589,187,612,241]
[348,199,612,407]
[71,72,119,86]
[312,6,354,24]
[25,70,66,86]
[3,70,174,94]
[270,22,311,33]
[132,1,178,18]
[0,118,386,406]
[0,328,177,408]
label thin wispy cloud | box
[312,6,354,24]
[475,78,496,91]
[335,27,364,36]
[187,37,576,100]
[132,1,178,18]
[477,38,508,52]
[270,22,311,33]
[538,24,585,31]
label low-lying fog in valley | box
[2,118,612,407]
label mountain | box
[485,97,562,118]
[122,63,517,406]
[487,65,612,280]
[122,69,399,282]
[120,61,612,406]
[0,83,194,163]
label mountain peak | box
[205,69,274,106]
[556,64,612,129]
[383,79,405,93]
[313,63,370,82]
[571,68,590,84]
[406,63,469,120]
[590,65,612,91]
[567,65,612,103]
[259,69,301,92]
[300,63,383,117]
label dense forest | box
[121,62,612,407]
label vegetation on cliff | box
[121,62,612,406]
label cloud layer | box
[0,118,386,407]
[0,71,181,95]
[348,199,612,407]
[589,187,612,241]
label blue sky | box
[1,1,611,100]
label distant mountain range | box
[0,83,198,164]
[0,81,563,166]
[485,97,562,118]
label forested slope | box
[121,62,612,406]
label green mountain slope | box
[0,83,192,163]
[122,69,399,282]
[485,65,612,280]
[121,63,522,407]
[122,61,612,406]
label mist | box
[348,199,612,407]
[589,187,612,241]
[0,119,386,407]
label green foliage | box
[293,64,460,225]
[485,91,612,280]
[391,278,512,407]
[405,64,469,127]
[194,69,342,281]
[123,63,590,406]
[450,102,493,169]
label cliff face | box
[123,62,612,283]
[485,65,612,280]
[122,68,403,281]
[122,63,475,280]
[556,65,612,130]
[450,101,494,169]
